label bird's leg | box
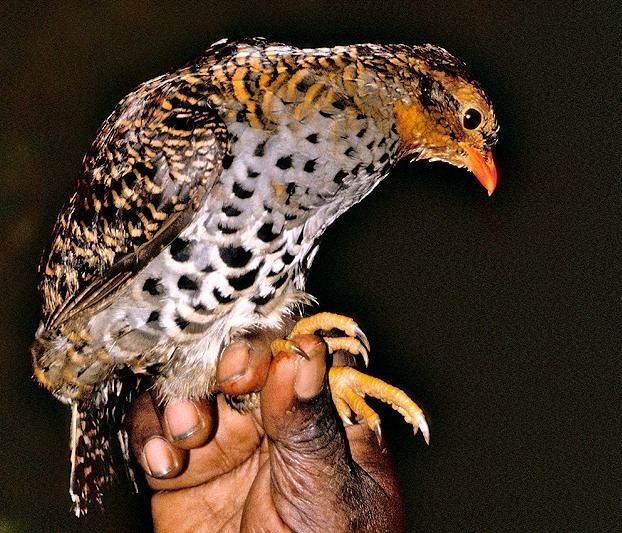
[272,312,429,444]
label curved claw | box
[271,339,309,360]
[360,346,370,367]
[353,326,371,352]
[417,414,430,445]
[290,343,309,360]
[372,420,382,445]
[324,337,370,367]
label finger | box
[162,397,217,450]
[249,336,356,530]
[149,394,262,491]
[126,391,187,479]
[216,335,272,396]
[260,334,328,437]
[255,334,405,531]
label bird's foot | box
[329,366,429,445]
[224,391,260,413]
[284,312,370,367]
[271,312,429,444]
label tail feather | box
[68,375,146,516]
[69,400,116,516]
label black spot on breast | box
[236,110,246,123]
[285,213,297,221]
[233,182,253,199]
[273,274,288,290]
[222,153,234,169]
[202,263,215,273]
[222,205,241,217]
[217,223,238,234]
[286,183,296,196]
[170,238,192,262]
[267,268,282,277]
[251,293,273,306]
[228,267,259,290]
[306,133,318,144]
[356,127,367,138]
[333,170,348,184]
[147,311,159,323]
[175,315,190,330]
[192,303,211,317]
[351,163,362,175]
[366,163,375,174]
[247,169,260,178]
[379,153,389,163]
[178,275,198,291]
[143,278,162,296]
[276,156,292,170]
[219,245,252,268]
[254,141,266,157]
[304,160,316,173]
[344,146,355,157]
[332,100,345,110]
[257,223,279,242]
[319,110,332,118]
[213,287,233,303]
[366,140,375,150]
[282,251,295,264]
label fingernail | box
[218,341,251,384]
[142,437,178,477]
[294,350,325,400]
[165,400,203,441]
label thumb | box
[252,335,355,532]
[260,334,334,442]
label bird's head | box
[392,44,499,195]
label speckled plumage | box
[31,38,498,514]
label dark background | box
[0,2,619,531]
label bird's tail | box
[68,377,144,516]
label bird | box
[30,37,499,515]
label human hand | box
[127,333,405,532]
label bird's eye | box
[463,108,482,130]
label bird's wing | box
[39,75,229,329]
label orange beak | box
[462,144,498,196]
